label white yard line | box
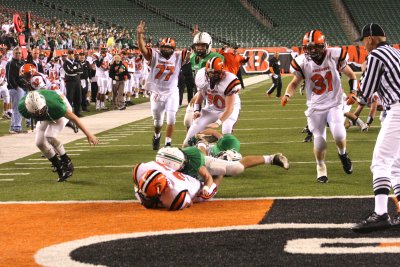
[0,179,14,181]
[0,173,30,175]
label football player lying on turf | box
[156,140,289,182]
[132,161,217,211]
[18,90,99,182]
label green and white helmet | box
[156,147,186,171]
[25,91,48,120]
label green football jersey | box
[181,146,206,178]
[190,51,224,75]
[18,90,67,121]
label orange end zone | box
[0,199,274,266]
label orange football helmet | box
[160,38,176,49]
[302,30,327,62]
[20,63,37,79]
[159,38,176,59]
[138,170,167,198]
[205,57,224,87]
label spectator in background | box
[109,54,129,110]
[218,44,248,89]
[266,52,282,98]
[78,51,91,112]
[63,49,82,117]
[6,47,26,133]
[27,47,45,73]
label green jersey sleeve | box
[190,52,224,75]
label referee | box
[352,23,400,232]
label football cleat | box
[152,135,161,151]
[66,120,79,133]
[165,142,172,147]
[317,175,328,183]
[352,212,391,233]
[303,134,313,143]
[338,152,353,174]
[58,159,74,182]
[391,214,400,227]
[271,153,289,170]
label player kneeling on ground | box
[132,161,217,211]
[18,90,99,182]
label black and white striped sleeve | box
[360,55,383,101]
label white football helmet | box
[217,149,242,161]
[193,32,212,57]
[25,91,48,120]
[156,147,186,171]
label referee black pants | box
[65,77,82,116]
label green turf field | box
[0,75,379,201]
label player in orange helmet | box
[183,56,241,147]
[281,30,357,183]
[136,21,190,150]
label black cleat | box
[303,134,313,143]
[152,135,161,150]
[338,152,353,174]
[392,214,400,227]
[317,176,328,183]
[58,160,74,182]
[66,120,79,133]
[352,212,391,233]
[272,153,289,170]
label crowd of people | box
[2,11,399,234]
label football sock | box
[263,155,272,164]
[374,194,388,215]
[154,132,161,138]
[316,161,327,177]
[165,137,172,144]
[60,153,71,163]
[337,147,346,155]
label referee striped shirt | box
[360,42,400,106]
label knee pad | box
[314,136,327,152]
[226,162,245,177]
[166,111,176,125]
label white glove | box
[73,66,77,70]
[273,74,278,79]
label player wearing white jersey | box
[124,50,135,104]
[281,30,356,183]
[0,48,11,119]
[137,21,189,149]
[183,57,241,147]
[132,161,217,210]
[93,51,110,110]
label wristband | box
[284,93,291,98]
[349,79,358,93]
[215,119,222,126]
[366,116,374,125]
[194,103,201,112]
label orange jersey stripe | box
[224,78,241,96]
[170,190,188,211]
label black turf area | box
[260,197,399,224]
[71,228,400,267]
